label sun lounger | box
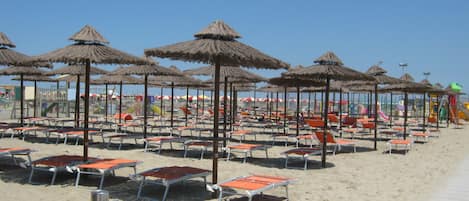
[295,134,316,148]
[11,126,48,140]
[315,131,356,155]
[386,139,412,155]
[49,129,102,145]
[282,147,321,170]
[0,147,34,166]
[411,131,429,143]
[132,166,210,201]
[75,158,141,189]
[183,140,213,159]
[29,155,96,185]
[226,144,270,163]
[230,130,256,142]
[143,136,186,153]
[210,175,294,201]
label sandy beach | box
[0,121,467,201]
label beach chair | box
[143,136,186,153]
[314,131,356,155]
[29,155,96,185]
[295,134,316,148]
[230,130,256,142]
[327,114,339,127]
[410,131,429,143]
[210,175,294,201]
[226,143,270,163]
[11,126,48,141]
[281,147,321,170]
[0,147,34,166]
[75,158,141,189]
[386,139,413,155]
[305,119,325,130]
[132,166,210,201]
[183,140,218,159]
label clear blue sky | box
[1,0,469,96]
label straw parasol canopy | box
[185,65,267,83]
[12,75,56,82]
[0,32,49,67]
[258,84,296,93]
[144,20,289,184]
[0,66,48,125]
[31,25,148,161]
[56,75,85,82]
[112,59,185,138]
[302,81,348,92]
[283,51,374,168]
[46,64,109,75]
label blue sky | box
[1,0,469,96]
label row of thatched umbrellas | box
[0,21,450,185]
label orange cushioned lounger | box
[75,158,140,189]
[134,166,210,201]
[211,175,294,201]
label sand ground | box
[0,120,468,201]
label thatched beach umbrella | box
[0,32,39,66]
[47,64,108,127]
[269,71,325,137]
[93,68,141,123]
[0,66,47,125]
[150,66,204,128]
[144,20,289,184]
[284,51,374,168]
[32,25,147,161]
[12,75,58,118]
[345,64,401,149]
[382,74,432,139]
[112,58,182,138]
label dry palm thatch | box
[283,52,374,167]
[111,57,181,76]
[400,73,414,82]
[185,65,267,83]
[0,32,51,67]
[46,64,108,75]
[284,52,374,81]
[258,84,296,93]
[144,20,289,184]
[145,20,289,70]
[55,75,85,82]
[13,75,56,82]
[302,81,348,92]
[31,25,149,161]
[0,66,46,75]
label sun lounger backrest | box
[305,119,325,128]
[314,131,336,144]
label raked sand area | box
[0,124,468,201]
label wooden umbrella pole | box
[339,88,343,138]
[56,81,60,118]
[185,86,189,126]
[143,74,148,138]
[404,91,408,140]
[119,81,123,125]
[422,92,426,132]
[160,87,164,116]
[20,74,24,126]
[75,75,80,128]
[67,81,70,117]
[253,84,257,116]
[34,80,37,118]
[313,92,317,116]
[196,88,199,123]
[202,90,205,118]
[436,95,440,129]
[296,86,300,136]
[105,84,108,122]
[223,76,228,150]
[212,61,221,185]
[389,92,393,127]
[83,59,91,161]
[374,84,378,150]
[229,82,233,132]
[307,92,311,118]
[276,91,279,123]
[233,87,237,127]
[322,77,330,168]
[171,82,174,129]
[283,87,287,134]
